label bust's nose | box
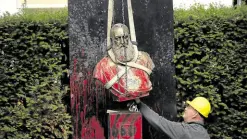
[120,37,124,44]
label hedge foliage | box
[0,9,71,138]
[174,5,247,139]
[0,5,247,139]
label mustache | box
[113,44,129,49]
[119,44,128,48]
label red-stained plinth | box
[107,110,142,139]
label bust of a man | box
[93,23,154,102]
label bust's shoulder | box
[138,51,151,58]
[138,51,155,70]
[95,56,115,69]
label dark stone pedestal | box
[108,110,142,139]
[69,0,176,138]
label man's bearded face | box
[111,28,135,62]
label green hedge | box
[174,5,247,139]
[0,9,71,138]
[0,5,247,139]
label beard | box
[112,43,135,62]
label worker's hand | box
[135,98,141,104]
[127,102,139,112]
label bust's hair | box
[110,23,129,38]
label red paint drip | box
[71,57,105,138]
[83,79,87,123]
[70,59,79,138]
[81,116,104,138]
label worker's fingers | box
[128,102,139,112]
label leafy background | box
[0,5,247,139]
[174,5,247,138]
[0,9,71,138]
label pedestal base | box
[107,110,142,139]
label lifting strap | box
[105,0,151,89]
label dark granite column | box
[68,0,176,138]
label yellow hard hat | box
[186,97,211,118]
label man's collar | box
[187,121,204,126]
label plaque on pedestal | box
[107,110,142,139]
